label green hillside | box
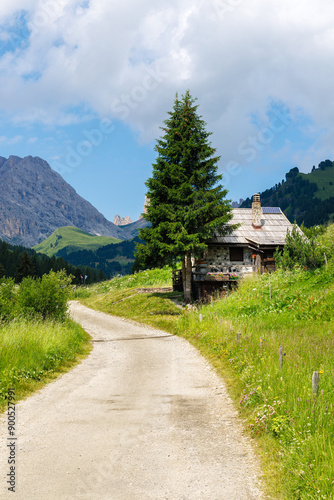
[299,159,334,200]
[56,236,140,278]
[33,227,121,257]
[241,159,334,226]
[0,236,105,284]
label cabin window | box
[229,247,244,261]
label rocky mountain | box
[231,198,244,208]
[113,215,133,226]
[117,216,149,239]
[0,155,137,247]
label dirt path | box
[0,302,264,499]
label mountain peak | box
[0,155,126,246]
[113,215,134,226]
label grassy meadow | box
[77,261,334,499]
[0,271,92,412]
[177,267,334,499]
[300,167,334,201]
[0,319,91,412]
[33,226,121,257]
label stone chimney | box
[252,193,262,228]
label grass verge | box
[176,268,334,500]
[0,318,92,413]
[76,267,182,332]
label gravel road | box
[0,301,264,499]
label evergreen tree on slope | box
[136,91,234,302]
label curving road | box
[0,301,264,499]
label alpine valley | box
[2,155,333,280]
[0,155,148,278]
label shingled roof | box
[209,207,295,247]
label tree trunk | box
[183,252,192,303]
[182,255,186,299]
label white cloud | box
[0,135,23,144]
[0,1,36,20]
[0,0,334,189]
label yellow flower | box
[319,370,324,374]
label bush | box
[16,270,73,321]
[274,224,324,270]
[317,224,334,261]
[0,278,16,321]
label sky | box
[0,1,334,222]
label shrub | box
[16,270,73,321]
[0,278,16,321]
[274,224,324,270]
[317,224,334,261]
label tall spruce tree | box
[0,262,5,279]
[16,251,36,282]
[136,91,234,302]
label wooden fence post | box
[279,345,283,370]
[312,371,319,394]
[199,313,202,322]
[269,276,271,300]
[237,332,240,342]
[260,337,263,349]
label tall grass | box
[74,265,173,298]
[76,266,181,331]
[0,318,91,410]
[0,271,92,412]
[177,266,334,499]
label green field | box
[33,226,121,257]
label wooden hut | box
[192,194,299,300]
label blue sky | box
[0,1,334,222]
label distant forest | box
[241,160,334,226]
[0,239,106,284]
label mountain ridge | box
[0,155,146,247]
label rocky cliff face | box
[113,215,133,226]
[0,156,128,247]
